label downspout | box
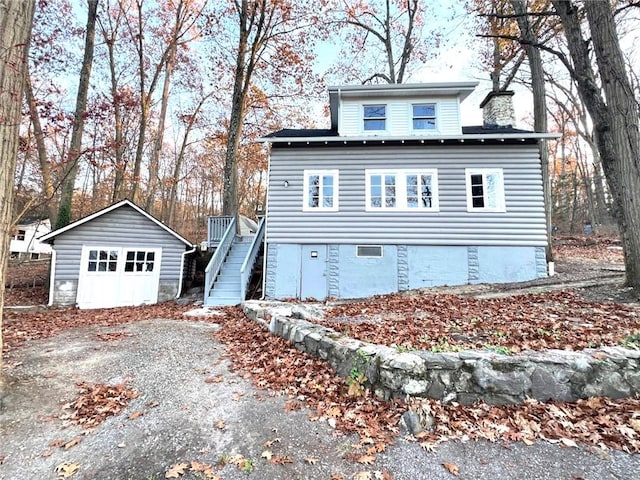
[47,247,56,306]
[338,87,342,135]
[176,245,197,298]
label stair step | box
[205,297,242,306]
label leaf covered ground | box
[318,290,639,353]
[2,238,639,462]
[212,307,640,456]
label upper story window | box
[13,229,26,241]
[466,168,505,212]
[366,169,439,211]
[363,104,386,131]
[412,103,436,131]
[303,170,339,211]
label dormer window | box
[363,104,386,131]
[412,103,436,130]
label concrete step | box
[204,296,242,306]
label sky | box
[312,1,535,129]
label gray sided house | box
[261,83,559,301]
[40,200,194,309]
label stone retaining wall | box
[243,301,640,405]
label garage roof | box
[40,199,193,247]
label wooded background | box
[10,0,640,243]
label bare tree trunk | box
[24,67,56,220]
[145,0,184,212]
[511,0,552,261]
[168,92,212,225]
[98,8,127,202]
[554,0,640,290]
[223,0,253,219]
[55,0,98,228]
[0,0,35,367]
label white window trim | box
[411,102,439,134]
[81,246,121,274]
[303,169,339,212]
[365,168,439,212]
[362,103,387,133]
[465,168,506,212]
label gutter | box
[176,245,197,298]
[258,132,562,144]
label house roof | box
[260,125,560,144]
[39,199,193,247]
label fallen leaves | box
[165,461,219,479]
[55,462,80,478]
[3,302,191,354]
[320,290,640,353]
[60,382,139,429]
[213,307,405,463]
[442,462,460,476]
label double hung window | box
[412,103,437,131]
[466,168,505,212]
[366,169,438,211]
[303,170,339,211]
[363,104,386,131]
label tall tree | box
[55,0,99,228]
[330,0,429,84]
[218,0,324,217]
[0,0,36,365]
[510,0,553,261]
[552,0,640,291]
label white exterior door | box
[76,246,162,309]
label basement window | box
[356,245,383,258]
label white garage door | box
[76,246,162,309]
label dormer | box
[328,82,478,137]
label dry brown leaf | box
[55,462,80,478]
[49,439,65,447]
[261,450,273,460]
[128,410,144,420]
[442,462,460,476]
[204,375,224,384]
[64,437,82,450]
[355,471,373,480]
[165,462,188,478]
[215,420,226,430]
[190,461,218,479]
[357,455,376,465]
[270,455,293,465]
[305,457,318,465]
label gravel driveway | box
[1,317,638,480]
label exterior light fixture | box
[283,180,289,188]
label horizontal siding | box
[53,206,187,281]
[266,144,547,246]
[339,96,461,136]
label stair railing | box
[205,216,237,296]
[207,215,234,248]
[240,216,265,301]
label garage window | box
[125,250,156,272]
[87,249,118,272]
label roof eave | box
[258,132,561,144]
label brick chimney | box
[479,90,515,129]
